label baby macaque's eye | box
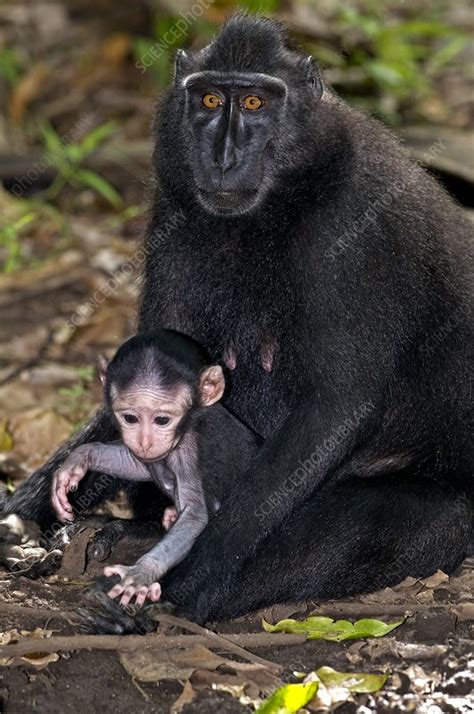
[155,416,171,426]
[123,414,138,424]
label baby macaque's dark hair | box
[104,330,212,406]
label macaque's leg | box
[162,506,178,531]
[191,475,470,621]
[86,479,169,561]
[87,517,164,562]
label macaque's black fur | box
[3,13,472,624]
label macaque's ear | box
[174,48,194,84]
[198,365,225,407]
[98,354,109,386]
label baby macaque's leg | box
[162,506,178,531]
[104,502,208,606]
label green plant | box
[0,211,36,272]
[41,121,123,208]
[0,48,23,86]
[336,0,468,121]
[133,16,215,88]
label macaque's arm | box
[104,432,208,606]
[52,442,151,522]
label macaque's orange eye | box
[241,95,264,110]
[155,416,171,426]
[202,93,223,109]
[123,414,138,424]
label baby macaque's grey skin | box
[52,331,261,607]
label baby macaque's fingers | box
[106,582,126,600]
[51,480,74,522]
[119,585,138,607]
[162,506,178,531]
[57,477,74,513]
[149,583,162,601]
[104,564,128,579]
[134,586,151,607]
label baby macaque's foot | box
[103,562,162,607]
[162,506,178,531]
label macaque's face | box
[109,365,225,462]
[112,384,191,461]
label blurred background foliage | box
[0,0,472,274]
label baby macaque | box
[51,330,260,606]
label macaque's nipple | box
[261,338,277,373]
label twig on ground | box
[0,631,306,659]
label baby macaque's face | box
[112,383,192,461]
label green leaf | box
[40,120,65,154]
[238,0,279,14]
[0,419,13,452]
[256,681,319,713]
[428,36,468,73]
[316,666,387,693]
[73,168,123,208]
[262,615,405,641]
[79,122,117,155]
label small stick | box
[0,632,306,659]
[0,602,72,619]
[151,612,282,673]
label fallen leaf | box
[316,666,387,692]
[453,603,474,621]
[119,643,277,688]
[262,616,405,641]
[420,570,449,588]
[59,525,101,578]
[10,64,49,123]
[8,408,72,470]
[0,628,59,669]
[171,680,197,713]
[256,681,319,713]
[0,419,13,451]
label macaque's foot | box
[78,578,158,634]
[87,518,163,562]
[0,514,71,577]
[103,561,162,607]
[162,506,178,531]
[0,513,40,545]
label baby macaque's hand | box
[51,449,90,522]
[104,560,162,607]
[162,506,178,531]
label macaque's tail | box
[2,409,117,529]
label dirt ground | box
[0,524,473,713]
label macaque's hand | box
[162,506,178,531]
[51,449,90,522]
[104,560,162,607]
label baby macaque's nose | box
[139,436,153,452]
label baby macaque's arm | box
[105,433,209,606]
[52,442,151,522]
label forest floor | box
[0,529,473,713]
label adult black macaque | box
[1,13,472,625]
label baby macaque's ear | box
[98,354,109,386]
[199,365,225,407]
